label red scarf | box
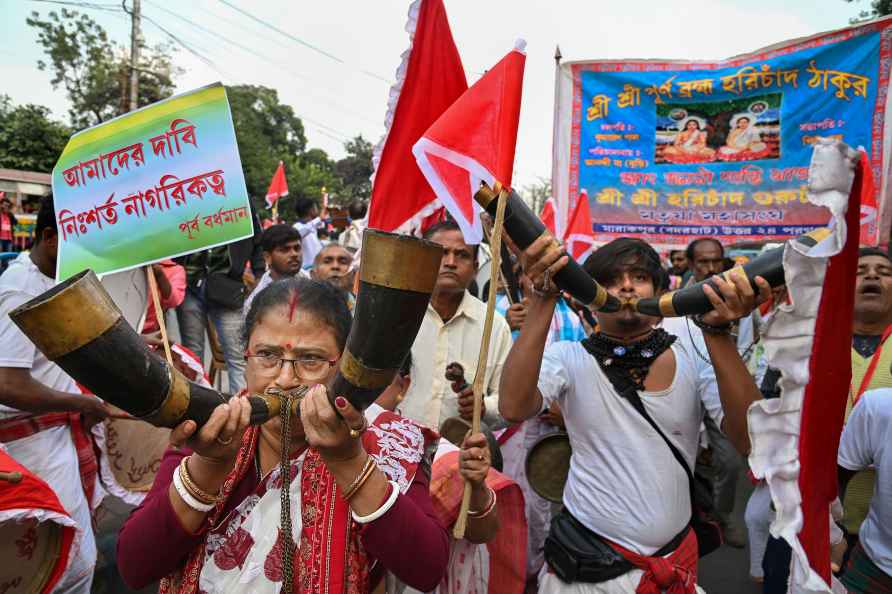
[607,528,698,594]
[159,409,433,594]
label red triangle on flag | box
[564,191,595,261]
[265,161,289,209]
[413,41,526,243]
[427,153,475,223]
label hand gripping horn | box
[9,231,444,428]
[474,182,622,313]
[631,227,832,317]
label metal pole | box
[128,0,141,112]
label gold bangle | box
[467,486,497,519]
[341,455,376,501]
[179,457,221,505]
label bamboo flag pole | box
[481,217,513,306]
[453,186,508,540]
[146,265,174,368]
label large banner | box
[552,18,892,248]
[53,83,252,280]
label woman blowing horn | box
[116,278,449,594]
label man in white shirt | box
[292,197,327,268]
[500,236,768,593]
[0,195,109,593]
[338,200,366,252]
[838,388,892,592]
[400,220,512,430]
[243,224,308,316]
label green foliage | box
[27,8,180,129]
[845,0,892,19]
[334,136,373,202]
[0,96,71,172]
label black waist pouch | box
[543,510,633,584]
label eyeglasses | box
[245,350,337,381]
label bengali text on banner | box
[552,17,892,248]
[52,82,253,280]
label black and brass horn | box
[632,227,831,317]
[329,229,444,410]
[10,230,444,428]
[474,182,622,313]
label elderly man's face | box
[312,245,353,290]
[854,254,892,323]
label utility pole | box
[128,0,141,112]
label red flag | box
[413,41,526,244]
[748,143,862,593]
[367,0,468,235]
[564,190,595,262]
[265,161,289,209]
[540,198,556,234]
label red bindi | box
[285,343,292,350]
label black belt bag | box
[544,510,689,584]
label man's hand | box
[242,262,257,292]
[76,396,110,430]
[517,233,569,292]
[700,269,771,327]
[505,300,528,331]
[540,401,565,430]
[457,385,484,421]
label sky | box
[0,0,865,193]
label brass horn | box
[633,227,831,317]
[473,182,621,313]
[10,231,444,428]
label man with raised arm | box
[499,236,769,594]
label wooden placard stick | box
[453,186,508,540]
[146,265,174,368]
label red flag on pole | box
[564,190,595,262]
[413,41,526,244]
[367,0,468,235]
[540,198,556,234]
[265,161,289,210]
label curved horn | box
[473,182,621,313]
[634,228,832,317]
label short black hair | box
[295,197,317,219]
[583,237,668,291]
[423,219,479,258]
[859,247,892,264]
[35,193,57,242]
[242,277,352,350]
[669,249,685,258]
[260,224,301,253]
[348,200,366,220]
[685,238,724,262]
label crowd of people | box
[1,191,890,594]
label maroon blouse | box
[117,446,449,591]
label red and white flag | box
[265,161,289,210]
[413,41,526,244]
[540,198,556,234]
[748,141,865,594]
[563,190,595,261]
[367,0,468,235]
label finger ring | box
[477,454,485,461]
[216,435,233,446]
[348,418,368,439]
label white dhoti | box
[538,570,707,593]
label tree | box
[845,0,892,19]
[334,136,373,202]
[520,176,552,216]
[0,96,71,172]
[27,9,180,129]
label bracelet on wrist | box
[352,480,400,524]
[179,456,222,505]
[691,313,733,336]
[342,455,376,501]
[172,465,215,513]
[467,486,497,519]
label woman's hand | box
[459,432,490,487]
[169,396,252,469]
[300,385,365,464]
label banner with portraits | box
[552,17,892,248]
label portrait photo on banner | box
[657,93,782,165]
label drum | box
[0,451,76,594]
[525,432,572,503]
